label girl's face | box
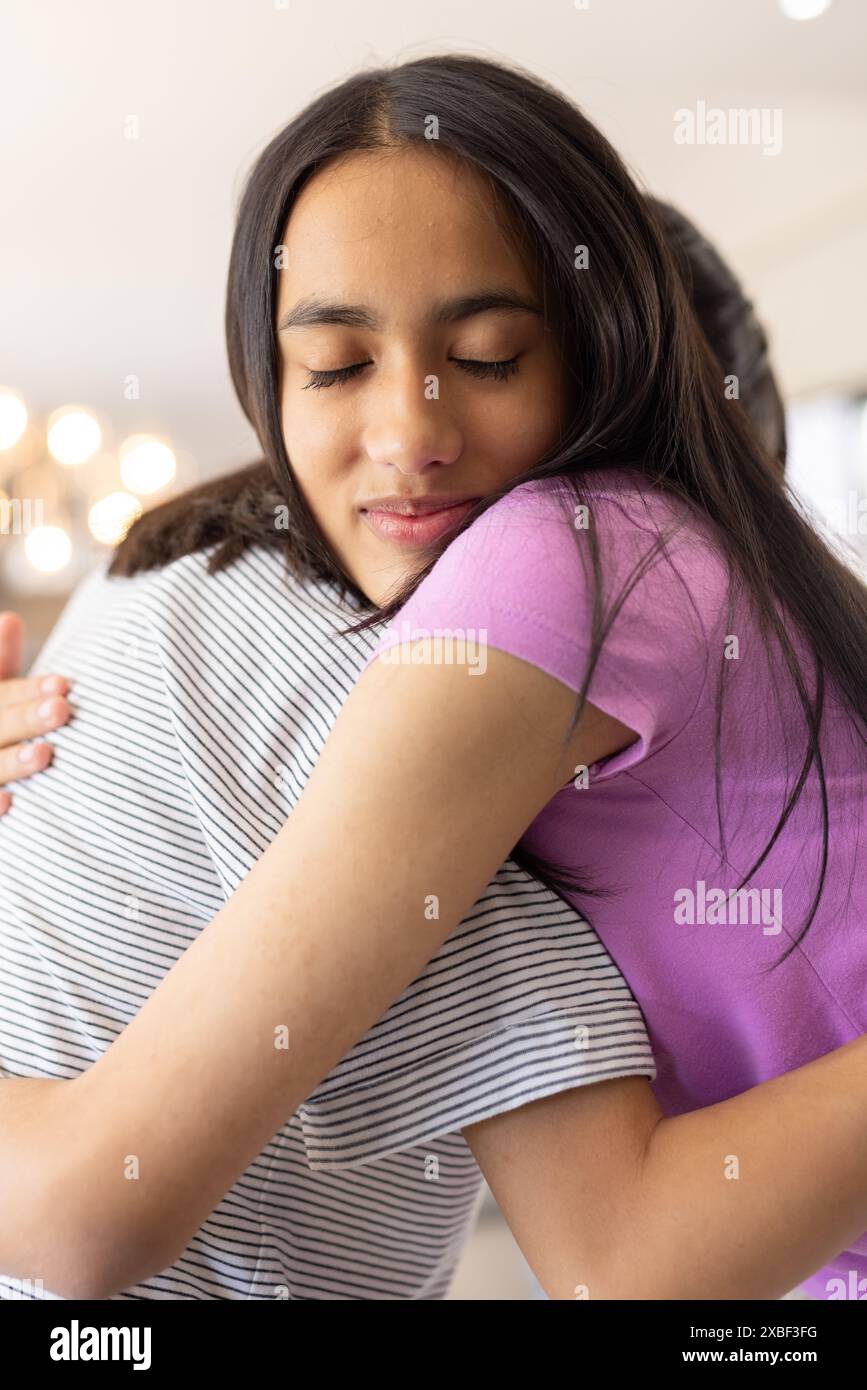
[275,145,570,605]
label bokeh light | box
[47,406,102,466]
[778,0,832,20]
[88,490,143,545]
[119,435,177,496]
[0,390,28,451]
[24,524,73,573]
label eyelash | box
[302,357,521,390]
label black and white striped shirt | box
[0,543,655,1299]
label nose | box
[362,363,463,476]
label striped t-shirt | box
[0,542,655,1300]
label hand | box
[0,612,71,816]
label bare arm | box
[1,644,865,1302]
[464,1043,867,1300]
[1,645,629,1296]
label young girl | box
[2,54,866,1303]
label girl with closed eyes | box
[1,54,866,1303]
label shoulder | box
[472,468,727,582]
[35,542,366,707]
[361,471,734,771]
[133,543,377,689]
[392,469,727,607]
[367,470,730,683]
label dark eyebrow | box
[276,289,542,333]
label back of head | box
[647,198,787,473]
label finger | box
[0,695,71,750]
[0,613,24,680]
[0,739,54,788]
[0,672,70,707]
[0,789,11,815]
[0,673,70,707]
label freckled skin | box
[275,145,570,606]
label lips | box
[359,494,479,516]
[360,498,480,547]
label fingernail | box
[19,744,37,763]
[40,675,64,695]
[38,699,60,720]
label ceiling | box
[1,0,865,482]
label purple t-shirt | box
[362,469,867,1300]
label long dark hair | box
[110,54,867,961]
[649,198,787,472]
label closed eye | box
[454,357,520,382]
[303,357,522,390]
[303,362,373,390]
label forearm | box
[614,1034,867,1299]
[64,828,493,1294]
[0,1077,77,1288]
[56,654,578,1298]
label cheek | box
[473,378,563,470]
[282,397,334,456]
[280,398,355,495]
[278,417,365,564]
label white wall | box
[1,0,864,484]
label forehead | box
[276,146,535,315]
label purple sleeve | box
[361,476,721,781]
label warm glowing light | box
[88,491,143,545]
[47,407,102,466]
[24,525,72,572]
[778,0,831,19]
[119,436,177,495]
[0,391,28,450]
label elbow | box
[538,1262,651,1302]
[41,1255,112,1304]
[533,1208,695,1301]
[539,1254,686,1302]
[38,1174,179,1300]
[11,1178,105,1301]
[45,1228,177,1302]
[27,1076,183,1299]
[537,1222,739,1301]
[23,1194,112,1301]
[526,1228,659,1302]
[30,1217,138,1302]
[58,1221,179,1301]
